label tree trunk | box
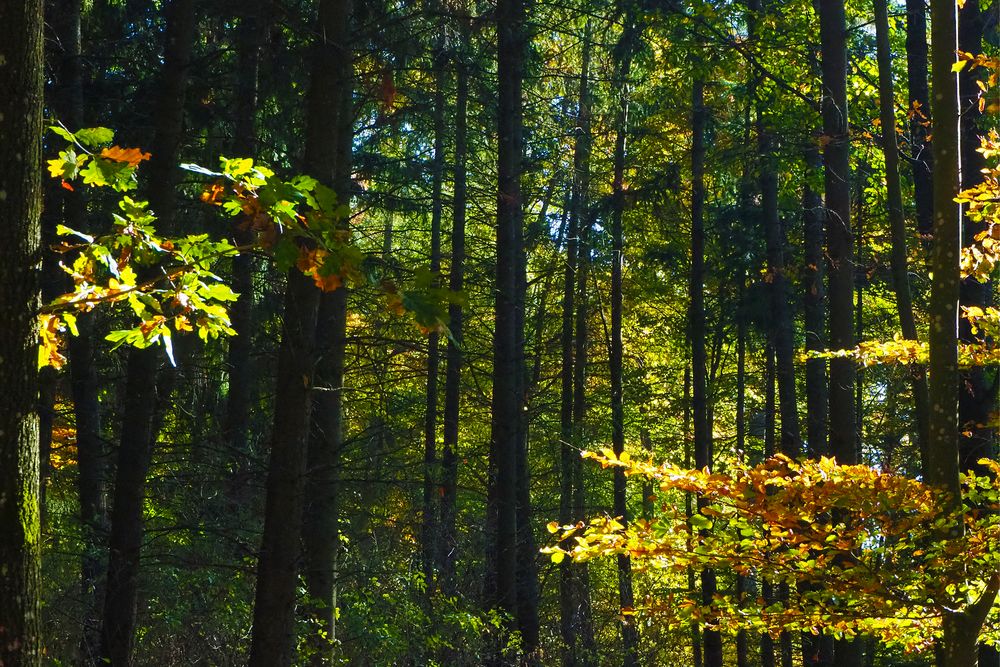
[0,0,44,662]
[439,49,468,598]
[249,1,350,664]
[610,7,639,665]
[487,0,525,657]
[100,2,195,662]
[301,0,353,663]
[690,74,723,667]
[802,146,828,461]
[422,33,446,595]
[905,0,933,241]
[223,0,264,486]
[873,0,931,462]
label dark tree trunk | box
[439,50,468,598]
[0,0,44,662]
[690,75,723,667]
[817,0,855,468]
[249,1,350,664]
[487,0,526,658]
[905,0,933,240]
[439,50,467,595]
[422,33,446,595]
[223,0,265,483]
[47,0,108,660]
[759,120,801,458]
[559,24,596,666]
[802,146,828,461]
[301,0,353,663]
[610,7,639,665]
[874,0,931,462]
[100,2,195,662]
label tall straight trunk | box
[100,2,195,663]
[956,0,993,476]
[422,37,446,594]
[759,120,801,457]
[906,0,933,240]
[573,216,598,667]
[817,20,861,665]
[0,0,43,662]
[511,17,538,663]
[925,1,998,662]
[689,75,723,667]
[559,25,596,666]
[48,0,107,660]
[439,53,468,596]
[801,147,834,667]
[761,344,776,667]
[682,365,702,667]
[735,279,750,667]
[223,0,264,477]
[956,5,998,665]
[873,0,931,461]
[249,1,349,664]
[817,0,855,468]
[487,0,525,654]
[803,148,828,461]
[301,0,353,664]
[610,8,639,665]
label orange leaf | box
[311,271,342,292]
[60,180,74,191]
[100,145,151,167]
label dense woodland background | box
[1,0,999,664]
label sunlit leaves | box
[544,451,1000,653]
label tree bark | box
[874,0,931,462]
[439,47,468,598]
[249,1,350,664]
[690,74,723,667]
[100,2,195,662]
[301,0,353,663]
[223,0,265,485]
[802,146,828,461]
[487,0,526,658]
[439,47,467,595]
[421,31,446,595]
[906,0,934,240]
[611,7,639,665]
[0,0,44,662]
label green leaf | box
[49,125,76,142]
[74,127,114,147]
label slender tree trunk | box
[759,119,801,457]
[735,279,749,667]
[439,52,468,597]
[559,25,596,666]
[761,344,776,667]
[874,0,931,461]
[223,0,264,485]
[47,0,108,660]
[488,0,526,657]
[301,0,353,663]
[249,1,350,664]
[816,15,861,664]
[803,146,828,461]
[0,0,43,662]
[906,0,934,241]
[610,7,639,665]
[422,35,446,595]
[690,75,723,667]
[924,0,1000,662]
[100,2,195,662]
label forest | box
[1,0,1000,664]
